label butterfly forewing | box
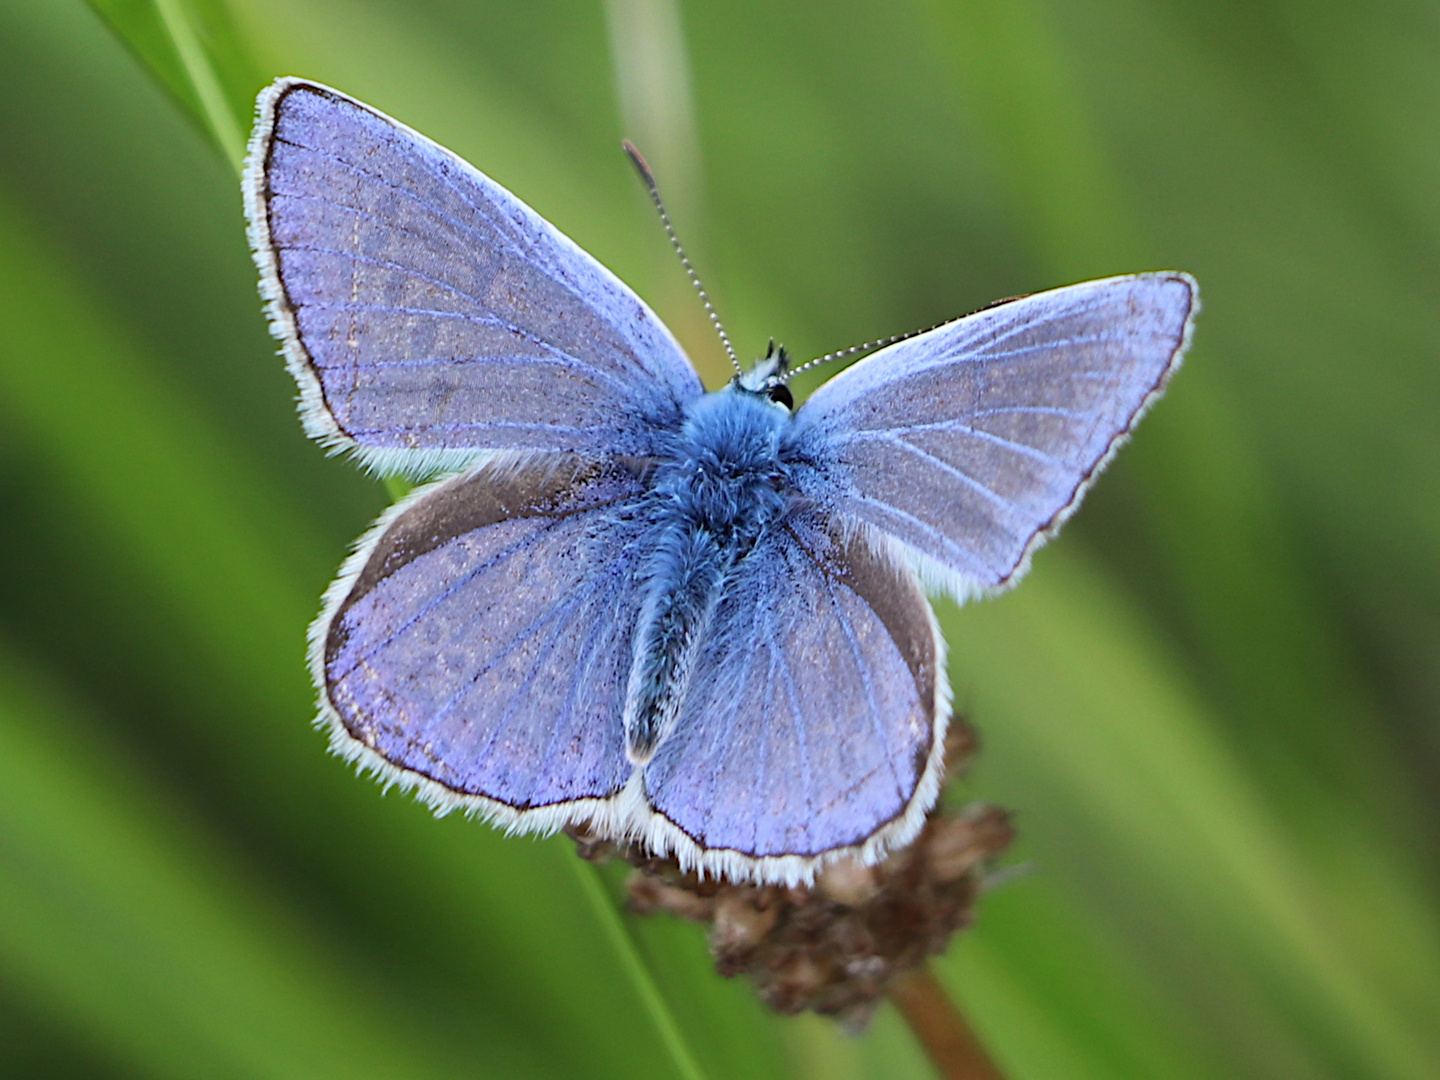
[245,79,703,474]
[790,273,1197,595]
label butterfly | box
[242,77,1197,885]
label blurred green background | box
[0,0,1436,1077]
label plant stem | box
[567,852,709,1080]
[889,965,1005,1080]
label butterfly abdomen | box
[622,387,798,762]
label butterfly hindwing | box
[245,79,704,475]
[318,456,650,819]
[790,273,1198,597]
[640,517,947,877]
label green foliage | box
[1,0,1436,1077]
[85,0,262,166]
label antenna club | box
[621,140,658,190]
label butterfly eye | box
[766,383,795,410]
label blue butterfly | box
[243,77,1197,885]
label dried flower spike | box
[569,715,1013,1029]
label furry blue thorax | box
[655,385,794,541]
[623,384,799,762]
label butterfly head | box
[734,339,795,411]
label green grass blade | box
[151,0,247,168]
[85,0,259,168]
[570,857,710,1080]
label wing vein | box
[818,570,906,800]
[272,135,538,274]
[438,588,587,768]
[526,558,634,792]
[918,329,1131,372]
[281,245,633,392]
[845,494,993,579]
[971,404,1091,421]
[861,435,1013,509]
[772,621,816,848]
[849,422,1068,468]
[334,518,567,678]
[274,133,655,381]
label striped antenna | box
[622,140,741,375]
[784,319,953,382]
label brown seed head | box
[568,710,1013,1026]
